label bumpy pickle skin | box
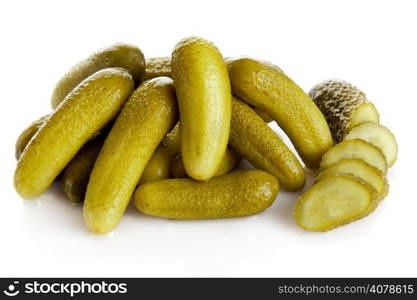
[309,80,380,142]
[51,43,145,108]
[14,68,134,199]
[139,147,174,184]
[15,115,49,160]
[172,37,232,180]
[135,170,279,219]
[252,107,273,123]
[84,77,178,234]
[145,56,272,123]
[61,135,105,203]
[229,97,305,191]
[145,57,171,80]
[171,147,241,178]
[139,122,181,184]
[61,121,180,201]
[227,57,332,169]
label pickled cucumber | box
[139,122,181,184]
[160,122,181,154]
[229,97,305,191]
[145,56,272,124]
[316,159,388,200]
[139,147,174,184]
[319,139,387,174]
[15,115,48,160]
[252,107,273,123]
[15,68,134,199]
[309,80,380,142]
[344,122,398,167]
[172,37,232,180]
[61,121,179,201]
[294,175,376,231]
[84,77,178,234]
[145,56,171,80]
[61,135,105,203]
[228,57,332,169]
[135,170,279,219]
[51,43,145,108]
[171,147,240,178]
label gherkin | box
[228,57,332,169]
[135,170,279,220]
[144,56,171,80]
[139,122,181,184]
[15,68,134,199]
[229,97,305,191]
[61,135,105,203]
[84,77,178,234]
[51,43,145,108]
[144,56,274,123]
[309,80,380,142]
[172,36,232,181]
[171,147,240,178]
[61,121,181,203]
[15,115,49,160]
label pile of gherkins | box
[14,37,397,234]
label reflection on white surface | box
[13,167,380,277]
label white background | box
[0,0,416,277]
